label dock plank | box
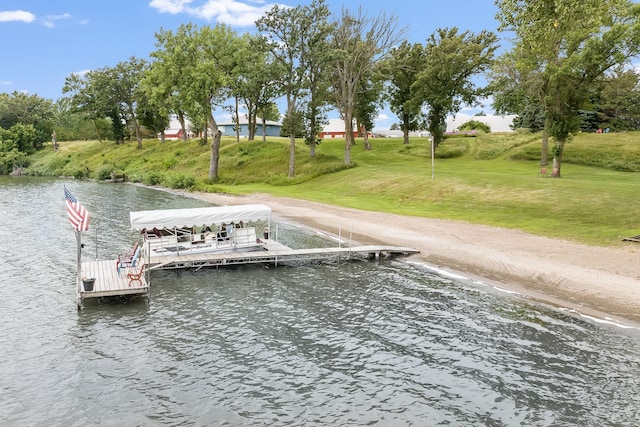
[80,259,149,301]
[148,244,419,270]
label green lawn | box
[26,130,640,246]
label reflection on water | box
[1,177,640,426]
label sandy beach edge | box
[161,187,640,329]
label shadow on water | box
[78,295,150,322]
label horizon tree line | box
[1,0,639,179]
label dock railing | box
[144,226,262,257]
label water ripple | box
[2,178,640,426]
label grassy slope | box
[26,131,640,246]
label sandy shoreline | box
[187,191,640,327]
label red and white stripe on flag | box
[64,187,91,231]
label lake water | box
[2,177,640,426]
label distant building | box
[375,130,404,138]
[162,116,198,140]
[374,130,431,138]
[161,116,282,139]
[319,118,374,139]
[219,118,282,138]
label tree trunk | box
[93,120,103,143]
[288,134,296,177]
[310,139,316,158]
[235,96,240,144]
[178,112,187,142]
[309,110,317,159]
[541,119,550,166]
[130,111,143,149]
[344,112,354,164]
[551,139,565,178]
[207,108,221,181]
[262,117,267,143]
[52,131,58,151]
[286,96,297,177]
[403,115,410,145]
[248,108,257,141]
[209,130,221,181]
[362,124,372,150]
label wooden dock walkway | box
[79,259,149,305]
[77,240,418,307]
[148,241,420,271]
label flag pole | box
[65,186,90,309]
[76,230,82,309]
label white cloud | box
[42,13,71,28]
[374,113,393,130]
[0,10,36,23]
[0,80,11,85]
[69,69,92,78]
[149,0,194,14]
[149,0,278,27]
[215,112,233,123]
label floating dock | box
[78,259,149,307]
[77,239,418,308]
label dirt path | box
[189,191,640,327]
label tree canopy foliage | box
[493,0,640,177]
[4,0,640,183]
[256,0,332,176]
[384,41,427,145]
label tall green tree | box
[598,66,640,130]
[137,91,170,143]
[279,109,305,138]
[489,47,552,164]
[257,102,281,143]
[256,0,331,177]
[329,7,405,163]
[301,1,332,159]
[112,57,148,148]
[385,41,427,145]
[412,27,497,150]
[63,58,147,147]
[0,91,55,148]
[52,97,100,142]
[233,34,284,142]
[353,73,385,150]
[63,71,110,142]
[495,0,640,177]
[152,23,241,180]
[146,27,193,143]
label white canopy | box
[130,204,271,231]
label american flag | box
[64,187,91,231]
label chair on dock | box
[117,246,141,274]
[127,263,145,287]
[118,241,139,259]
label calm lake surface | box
[2,176,640,426]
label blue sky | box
[0,1,504,130]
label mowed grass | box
[27,131,640,246]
